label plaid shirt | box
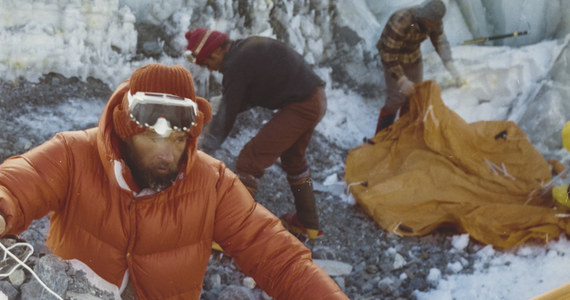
[377,8,452,80]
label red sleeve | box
[213,168,348,299]
[0,133,74,235]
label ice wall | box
[516,37,570,151]
[0,0,138,84]
[1,0,569,96]
[476,0,562,46]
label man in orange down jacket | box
[184,28,327,241]
[0,64,348,300]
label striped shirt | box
[377,8,452,80]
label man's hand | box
[445,61,465,87]
[397,76,415,96]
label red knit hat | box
[113,64,212,140]
[185,28,229,65]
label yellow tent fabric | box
[563,121,570,151]
[531,282,570,300]
[345,81,570,248]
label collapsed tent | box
[345,81,570,248]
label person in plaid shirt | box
[375,0,463,133]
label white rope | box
[484,158,516,180]
[423,104,439,128]
[392,222,403,236]
[0,242,32,277]
[345,181,366,196]
[0,241,64,300]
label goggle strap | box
[194,29,213,58]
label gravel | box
[0,74,487,300]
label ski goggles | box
[127,91,198,132]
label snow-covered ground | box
[416,235,570,300]
[1,0,570,299]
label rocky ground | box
[0,74,490,300]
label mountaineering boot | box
[237,173,259,197]
[281,171,323,239]
[375,107,396,134]
[281,213,323,240]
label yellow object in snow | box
[563,121,570,151]
[212,241,224,252]
[531,281,570,300]
[553,184,570,208]
[345,81,565,249]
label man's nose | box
[157,151,174,163]
[155,142,176,163]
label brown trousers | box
[236,86,327,178]
[383,59,423,114]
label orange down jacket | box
[0,81,347,299]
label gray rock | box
[204,273,222,290]
[8,269,25,287]
[314,259,353,276]
[241,276,256,289]
[393,253,407,270]
[377,277,398,295]
[0,281,18,300]
[23,254,70,300]
[218,285,256,300]
[20,281,46,300]
[333,276,346,291]
[365,264,379,274]
[66,292,107,300]
[312,246,338,260]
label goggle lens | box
[128,91,198,132]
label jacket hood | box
[96,80,212,193]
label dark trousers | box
[236,86,327,178]
[382,59,423,114]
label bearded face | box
[123,129,189,192]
